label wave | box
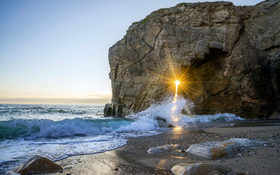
[0,118,132,140]
[0,97,243,140]
[117,96,242,132]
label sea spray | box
[118,96,242,129]
[117,96,192,132]
[0,99,242,140]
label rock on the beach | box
[186,138,264,160]
[16,155,63,175]
[171,163,233,175]
[108,0,280,118]
[147,144,179,154]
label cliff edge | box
[106,0,280,118]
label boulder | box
[16,155,63,175]
[147,144,179,154]
[171,163,233,175]
[104,103,113,117]
[108,0,280,118]
[155,117,168,127]
[186,138,264,159]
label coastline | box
[53,119,280,175]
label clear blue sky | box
[0,0,263,104]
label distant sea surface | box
[0,99,243,174]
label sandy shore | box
[54,120,280,175]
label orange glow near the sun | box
[143,48,199,101]
[139,48,201,125]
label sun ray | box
[174,80,180,102]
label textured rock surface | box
[104,103,113,117]
[186,138,264,160]
[108,0,280,118]
[147,144,179,154]
[171,163,233,175]
[16,155,63,175]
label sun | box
[175,80,180,86]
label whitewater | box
[0,97,243,174]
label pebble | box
[237,153,242,156]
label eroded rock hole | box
[179,48,229,111]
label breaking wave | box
[0,118,132,140]
[118,96,242,131]
[0,97,243,140]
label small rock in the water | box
[103,103,113,117]
[147,144,179,154]
[186,138,264,159]
[168,124,174,128]
[171,163,232,175]
[155,117,167,127]
[16,155,63,175]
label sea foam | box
[0,97,242,140]
[118,96,242,131]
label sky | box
[0,0,263,104]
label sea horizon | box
[0,98,110,105]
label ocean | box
[0,97,243,174]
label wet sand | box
[54,120,280,175]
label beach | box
[54,119,280,175]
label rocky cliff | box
[106,0,280,118]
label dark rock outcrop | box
[108,0,280,118]
[16,155,63,175]
[104,103,113,117]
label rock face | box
[108,0,280,118]
[16,155,63,175]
